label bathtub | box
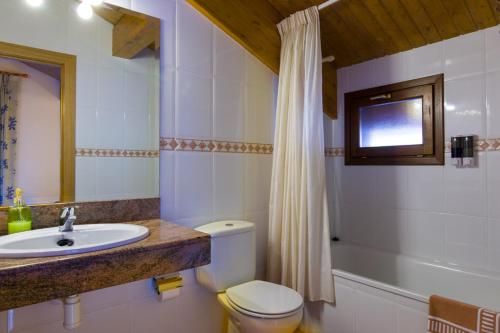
[303,243,500,333]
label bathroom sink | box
[0,224,149,258]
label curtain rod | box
[318,0,340,11]
[0,70,28,78]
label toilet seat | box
[226,280,303,319]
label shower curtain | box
[267,6,334,302]
[0,74,18,206]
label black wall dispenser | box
[450,135,475,168]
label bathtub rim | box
[332,268,429,304]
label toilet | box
[195,221,304,333]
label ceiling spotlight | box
[77,2,93,19]
[26,0,43,7]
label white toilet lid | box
[226,280,303,316]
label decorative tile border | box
[444,139,500,153]
[160,137,273,154]
[323,138,500,158]
[75,148,159,158]
[325,147,344,157]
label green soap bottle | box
[7,188,32,234]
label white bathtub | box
[333,242,500,310]
[303,243,500,333]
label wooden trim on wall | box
[0,41,76,203]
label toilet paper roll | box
[157,287,181,302]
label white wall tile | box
[371,53,409,87]
[486,70,500,138]
[177,1,213,76]
[176,70,213,138]
[244,154,272,213]
[444,213,486,247]
[75,157,96,201]
[96,107,125,149]
[96,158,124,200]
[213,153,244,218]
[160,151,175,220]
[485,25,500,72]
[487,153,500,219]
[76,60,98,108]
[215,31,245,82]
[348,61,374,92]
[245,81,274,144]
[245,53,273,87]
[444,153,487,217]
[245,210,269,279]
[174,152,213,219]
[160,70,175,138]
[407,166,445,212]
[122,158,157,198]
[214,77,244,141]
[408,42,443,79]
[444,31,485,80]
[76,107,98,148]
[406,211,445,259]
[444,75,485,138]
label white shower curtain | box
[267,6,335,303]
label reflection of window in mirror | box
[0,58,61,205]
[345,74,444,165]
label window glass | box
[359,97,423,148]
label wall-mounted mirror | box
[0,0,160,206]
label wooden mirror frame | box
[0,41,76,203]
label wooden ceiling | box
[188,0,500,119]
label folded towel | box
[428,295,500,333]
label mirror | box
[0,0,160,206]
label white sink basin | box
[0,224,149,258]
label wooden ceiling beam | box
[399,0,442,44]
[111,11,160,59]
[463,0,497,29]
[187,0,283,73]
[345,0,400,56]
[76,2,160,59]
[333,1,385,60]
[379,0,427,49]
[418,0,461,39]
[362,0,412,52]
[491,0,500,22]
[440,0,478,34]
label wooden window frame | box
[345,74,444,165]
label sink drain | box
[57,239,74,247]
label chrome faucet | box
[59,206,77,232]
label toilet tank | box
[195,221,256,292]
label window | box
[345,74,444,165]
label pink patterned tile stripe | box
[444,138,500,153]
[75,148,159,158]
[160,137,273,154]
[158,138,500,157]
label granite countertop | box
[0,219,210,311]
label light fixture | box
[26,0,44,7]
[77,2,93,19]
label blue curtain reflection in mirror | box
[359,97,423,148]
[0,74,18,206]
